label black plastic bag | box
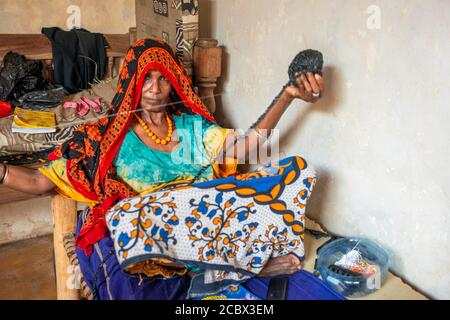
[18,86,67,110]
[0,51,52,102]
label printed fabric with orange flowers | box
[106,155,316,296]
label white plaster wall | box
[0,197,53,245]
[200,0,449,299]
[0,0,135,34]
[0,198,87,246]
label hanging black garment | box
[41,27,107,94]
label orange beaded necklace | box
[134,113,174,145]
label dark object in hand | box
[288,49,324,83]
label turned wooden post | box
[43,59,54,83]
[106,57,114,79]
[193,38,222,114]
[129,27,137,44]
[51,195,79,300]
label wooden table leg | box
[51,195,79,300]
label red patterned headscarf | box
[48,39,215,255]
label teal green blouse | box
[113,113,234,193]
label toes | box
[260,255,302,277]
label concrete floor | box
[0,235,56,300]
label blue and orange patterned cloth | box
[106,155,316,297]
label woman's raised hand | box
[284,72,324,103]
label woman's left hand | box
[284,72,324,103]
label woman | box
[0,39,340,300]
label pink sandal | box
[64,97,103,117]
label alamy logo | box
[66,5,81,30]
[366,5,381,30]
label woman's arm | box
[0,164,56,195]
[220,72,324,163]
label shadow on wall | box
[306,169,332,224]
[280,66,344,224]
[279,66,343,148]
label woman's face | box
[140,70,172,112]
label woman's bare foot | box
[258,254,302,277]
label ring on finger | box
[312,92,321,98]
